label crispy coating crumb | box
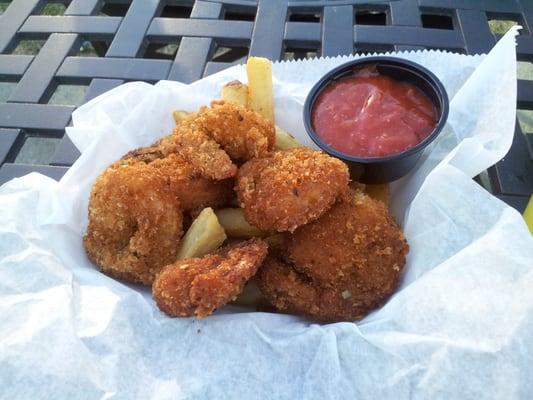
[122,146,234,212]
[288,189,408,287]
[151,154,234,212]
[235,148,349,232]
[258,257,384,322]
[172,122,237,180]
[172,101,275,180]
[121,140,168,163]
[83,161,183,285]
[194,100,275,162]
[257,189,409,322]
[153,239,268,318]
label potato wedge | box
[232,280,264,307]
[274,126,301,150]
[221,80,248,107]
[177,207,227,259]
[215,208,265,238]
[246,57,275,122]
[265,233,286,251]
[172,110,190,125]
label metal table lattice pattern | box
[0,0,531,211]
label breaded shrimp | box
[172,122,237,180]
[171,101,275,180]
[191,101,275,162]
[83,161,183,285]
[287,189,408,287]
[153,239,268,318]
[257,189,409,322]
[235,148,349,232]
[258,257,395,323]
[122,144,234,213]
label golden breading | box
[122,144,234,213]
[83,161,183,285]
[145,154,233,213]
[152,239,268,318]
[172,122,237,180]
[235,148,349,233]
[172,101,275,180]
[191,100,275,162]
[287,189,408,287]
[257,189,409,322]
[258,257,397,323]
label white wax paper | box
[1,27,533,399]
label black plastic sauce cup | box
[303,57,449,184]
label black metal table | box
[0,0,531,211]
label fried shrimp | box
[122,146,234,213]
[172,122,237,181]
[258,257,386,322]
[172,101,275,180]
[235,148,349,232]
[83,161,183,285]
[192,101,275,162]
[257,189,409,322]
[153,239,268,318]
[287,189,408,286]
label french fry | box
[172,110,190,125]
[265,233,285,251]
[223,62,300,150]
[365,184,390,207]
[246,57,275,122]
[232,280,264,307]
[177,207,227,259]
[215,208,265,238]
[274,126,301,150]
[221,80,248,107]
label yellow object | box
[524,195,533,234]
[221,80,248,106]
[215,208,265,238]
[172,110,189,125]
[177,207,227,259]
[246,57,275,122]
[274,126,301,150]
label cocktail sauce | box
[311,67,437,158]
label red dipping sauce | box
[311,67,437,158]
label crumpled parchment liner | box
[1,27,532,399]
